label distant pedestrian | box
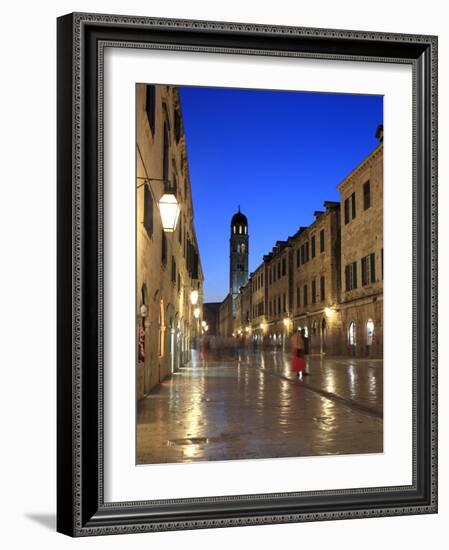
[301,328,310,375]
[291,330,306,381]
[200,335,209,362]
[301,328,309,355]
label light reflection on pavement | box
[137,349,383,465]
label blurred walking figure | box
[291,330,306,381]
[301,328,310,375]
[200,334,210,363]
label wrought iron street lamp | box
[158,193,180,232]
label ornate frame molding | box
[57,12,437,536]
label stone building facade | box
[249,261,267,341]
[218,128,383,359]
[290,201,342,354]
[218,293,234,338]
[337,134,383,357]
[136,84,203,399]
[202,302,220,336]
[263,242,292,347]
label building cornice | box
[337,144,383,193]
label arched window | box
[348,322,356,346]
[141,284,146,306]
[239,225,242,234]
[241,243,246,253]
[233,225,236,234]
[244,226,247,234]
[366,319,374,346]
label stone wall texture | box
[136,84,203,399]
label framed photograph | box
[57,12,438,536]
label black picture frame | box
[57,12,438,536]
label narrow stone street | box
[137,349,383,464]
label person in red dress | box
[291,330,306,380]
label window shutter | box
[143,184,153,237]
[361,257,367,286]
[364,181,371,210]
[145,85,156,134]
[345,265,350,291]
[353,261,358,289]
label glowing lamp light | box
[190,289,199,305]
[324,307,332,317]
[283,317,290,327]
[201,320,207,328]
[193,307,200,319]
[158,193,180,232]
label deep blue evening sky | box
[179,86,383,303]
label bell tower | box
[230,207,249,315]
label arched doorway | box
[321,317,327,354]
[348,321,356,356]
[366,318,374,356]
[169,317,175,374]
[158,299,165,382]
[311,320,317,353]
[179,318,185,366]
[139,284,150,394]
[166,303,176,376]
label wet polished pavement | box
[255,350,383,416]
[137,349,383,464]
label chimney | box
[323,201,339,211]
[376,124,384,143]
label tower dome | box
[231,210,248,226]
